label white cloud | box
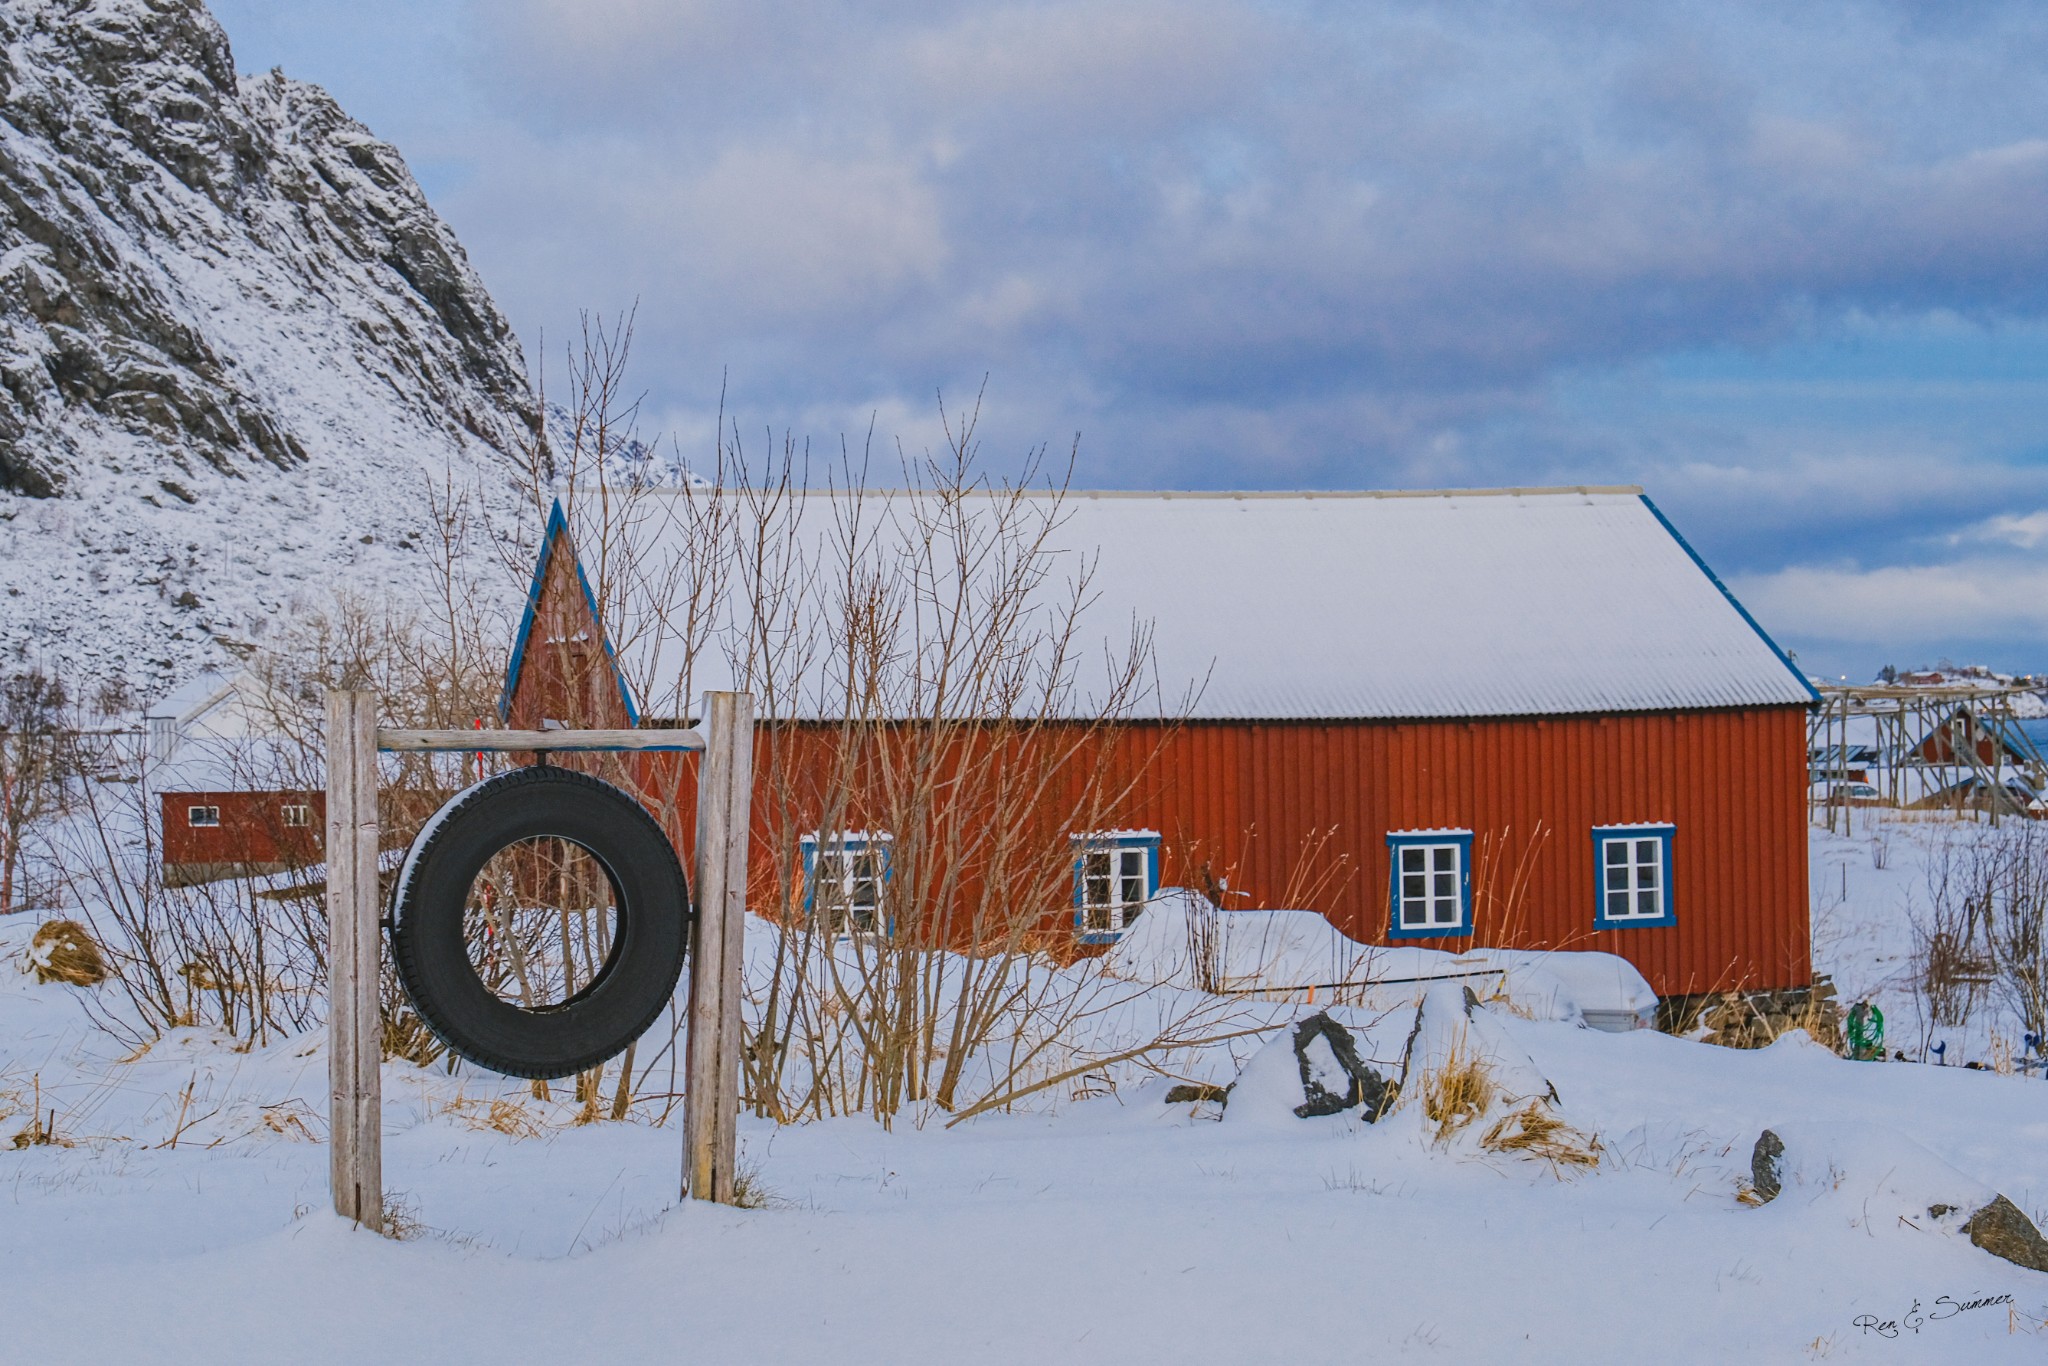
[662,145,951,317]
[1731,558,2048,648]
[1958,509,2048,550]
[224,1,2048,653]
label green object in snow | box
[1847,1001,1885,1061]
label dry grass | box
[1478,1101,1601,1172]
[9,1114,69,1149]
[1694,989,1845,1055]
[26,919,106,987]
[1420,1050,1495,1145]
[730,1155,783,1210]
[443,1094,544,1139]
[254,1100,321,1142]
[7,1074,71,1148]
[380,1193,426,1241]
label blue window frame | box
[1592,824,1675,929]
[1071,832,1161,943]
[801,832,892,936]
[1386,830,1473,938]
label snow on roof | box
[524,486,1817,723]
[144,671,236,725]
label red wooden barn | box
[158,787,323,887]
[1903,707,2031,769]
[146,672,323,887]
[502,486,1819,998]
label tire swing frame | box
[323,691,754,1234]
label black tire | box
[389,766,690,1080]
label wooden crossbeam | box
[377,728,706,753]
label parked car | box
[1908,774,2048,818]
[1811,781,1883,808]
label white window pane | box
[1607,891,1631,918]
[1605,840,1628,866]
[1431,846,1454,872]
[1636,889,1659,917]
[1433,871,1456,899]
[1403,873,1426,900]
[1635,839,1659,865]
[1402,847,1425,873]
[1119,849,1147,907]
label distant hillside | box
[0,0,538,689]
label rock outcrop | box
[0,0,537,686]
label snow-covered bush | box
[1911,820,2048,1045]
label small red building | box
[1904,707,2031,769]
[158,788,324,887]
[502,486,1819,998]
[146,672,322,886]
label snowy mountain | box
[0,0,538,690]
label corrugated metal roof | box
[548,486,1817,722]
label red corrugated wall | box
[1105,711,1811,996]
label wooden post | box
[325,689,383,1232]
[684,691,753,1203]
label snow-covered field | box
[4,821,2047,1364]
[1811,808,2040,1068]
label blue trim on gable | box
[496,502,564,720]
[1639,494,1820,706]
[496,501,642,725]
[1071,833,1162,943]
[1386,830,1473,939]
[1592,824,1677,930]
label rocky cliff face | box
[0,0,537,687]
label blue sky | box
[204,0,2048,682]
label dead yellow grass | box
[1421,1050,1495,1145]
[7,1075,71,1148]
[1479,1101,1601,1172]
[26,920,106,987]
[442,1095,544,1139]
[255,1101,320,1142]
[9,1117,71,1149]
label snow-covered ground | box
[4,819,2048,1363]
[1811,808,2041,1068]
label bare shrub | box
[46,480,519,1054]
[1911,829,1995,1037]
[533,378,1269,1126]
[1977,823,2048,1042]
[1904,820,2048,1044]
[56,759,330,1047]
[0,668,74,915]
[1868,810,1893,871]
